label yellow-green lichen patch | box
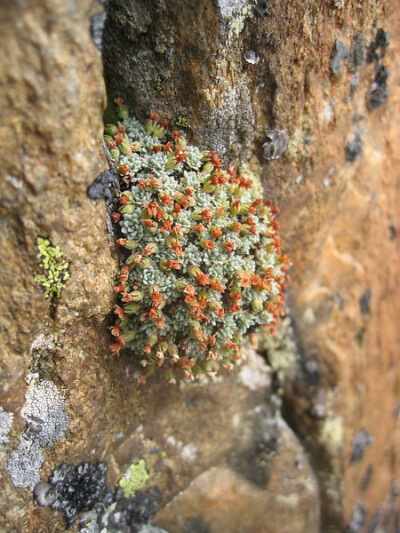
[33,237,70,300]
[119,459,149,498]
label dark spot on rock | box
[350,73,360,96]
[366,510,380,533]
[294,454,304,470]
[90,11,107,51]
[330,38,349,75]
[304,359,320,386]
[375,28,391,51]
[25,415,44,439]
[367,64,389,111]
[150,446,161,454]
[107,486,162,532]
[79,485,163,532]
[346,501,366,533]
[352,114,365,125]
[366,27,390,111]
[228,408,278,489]
[391,481,400,498]
[232,447,272,488]
[351,429,372,463]
[346,133,363,163]
[255,0,270,16]
[184,394,199,407]
[367,28,391,63]
[87,168,118,204]
[152,458,164,473]
[375,64,389,85]
[262,130,288,160]
[393,402,400,419]
[349,32,365,72]
[333,291,346,310]
[355,328,365,345]
[367,49,379,65]
[46,462,112,526]
[359,289,372,315]
[389,223,397,240]
[361,465,373,491]
[183,515,212,533]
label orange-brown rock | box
[155,418,319,533]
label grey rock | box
[0,405,13,450]
[330,38,349,75]
[359,288,371,315]
[263,130,288,160]
[367,81,389,110]
[346,501,366,532]
[351,429,372,463]
[87,168,118,204]
[345,133,362,163]
[255,0,270,16]
[349,32,365,72]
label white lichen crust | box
[107,108,290,381]
[6,380,69,489]
[0,406,13,450]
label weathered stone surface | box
[278,7,400,530]
[0,0,114,530]
[155,417,319,533]
[103,1,400,531]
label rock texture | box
[155,417,319,533]
[102,1,400,530]
[1,0,400,532]
[0,0,114,530]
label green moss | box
[33,237,70,300]
[119,459,149,498]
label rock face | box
[155,417,319,533]
[1,1,400,532]
[0,0,115,530]
[103,1,400,530]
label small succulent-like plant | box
[106,100,290,382]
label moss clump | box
[33,237,70,300]
[107,101,290,382]
[119,459,149,498]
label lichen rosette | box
[106,106,290,382]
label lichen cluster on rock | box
[33,237,70,300]
[106,101,290,381]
